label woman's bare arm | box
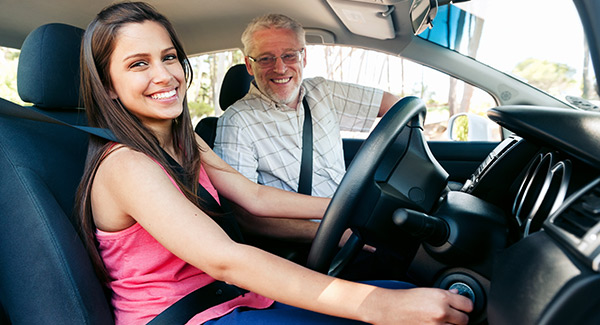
[91,147,472,324]
[196,134,330,220]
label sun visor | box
[327,0,400,40]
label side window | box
[186,50,245,126]
[184,46,501,142]
[3,43,500,144]
[303,45,501,142]
[0,46,23,105]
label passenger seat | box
[0,23,113,324]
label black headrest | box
[17,23,84,109]
[219,64,254,111]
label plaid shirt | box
[214,77,382,198]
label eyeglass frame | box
[247,48,305,68]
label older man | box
[214,14,407,280]
[214,13,399,198]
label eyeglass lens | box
[253,50,303,67]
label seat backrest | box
[0,23,113,324]
[195,63,254,147]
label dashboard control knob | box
[449,282,475,303]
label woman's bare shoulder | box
[100,145,157,172]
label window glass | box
[186,50,244,126]
[303,45,499,141]
[420,1,595,103]
[186,45,499,142]
[1,43,498,141]
[0,46,23,105]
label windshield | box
[418,0,596,105]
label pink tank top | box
[96,164,273,324]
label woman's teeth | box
[151,89,176,99]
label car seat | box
[194,63,254,147]
[0,23,113,324]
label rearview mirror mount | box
[410,0,471,35]
[409,0,438,35]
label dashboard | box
[480,106,600,324]
[409,105,600,324]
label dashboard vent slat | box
[553,186,600,238]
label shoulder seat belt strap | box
[298,97,313,195]
[0,98,118,142]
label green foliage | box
[512,58,577,97]
[187,100,214,118]
[453,115,469,141]
[0,47,24,104]
[187,50,244,120]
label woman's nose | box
[152,63,175,84]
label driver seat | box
[194,63,253,147]
[0,23,113,324]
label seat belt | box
[0,100,248,324]
[297,97,313,195]
[147,281,248,325]
[0,98,118,142]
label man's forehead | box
[251,28,303,54]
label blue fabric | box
[17,23,84,108]
[204,280,415,324]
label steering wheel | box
[306,96,448,275]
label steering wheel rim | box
[306,96,428,274]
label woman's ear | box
[108,88,118,99]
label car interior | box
[2,0,600,324]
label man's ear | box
[244,56,255,76]
[302,47,307,68]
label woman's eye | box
[164,54,177,61]
[129,61,148,69]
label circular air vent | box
[513,152,571,236]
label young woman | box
[75,2,472,324]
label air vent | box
[546,178,600,271]
[553,187,600,238]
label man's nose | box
[272,56,288,73]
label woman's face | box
[108,20,185,130]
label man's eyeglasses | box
[248,49,305,68]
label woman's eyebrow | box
[162,46,176,54]
[122,52,149,62]
[122,47,176,62]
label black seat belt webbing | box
[0,99,118,142]
[147,281,248,325]
[298,97,313,195]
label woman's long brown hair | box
[74,1,213,288]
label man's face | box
[245,28,306,107]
